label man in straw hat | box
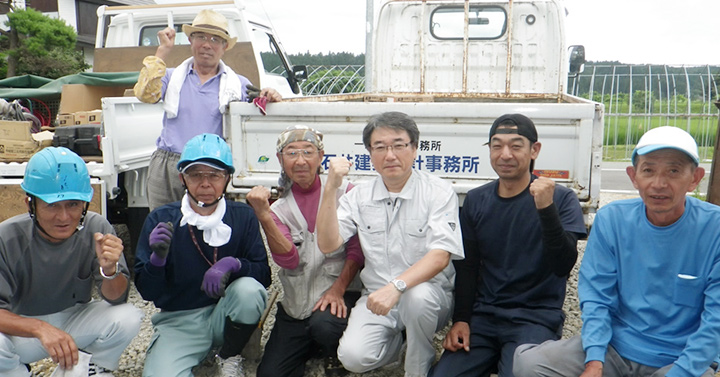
[514,126,720,377]
[134,9,283,211]
[246,125,363,377]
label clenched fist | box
[529,176,555,209]
[326,157,352,190]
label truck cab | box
[366,0,583,95]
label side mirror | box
[292,65,308,82]
[288,65,308,95]
[568,45,585,77]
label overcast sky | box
[248,0,719,66]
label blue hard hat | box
[177,133,235,174]
[21,147,93,203]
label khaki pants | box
[147,148,185,211]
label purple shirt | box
[157,64,251,153]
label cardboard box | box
[0,120,32,141]
[32,131,55,148]
[59,84,132,114]
[57,113,74,126]
[74,110,103,125]
[0,139,41,160]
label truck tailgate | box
[226,100,601,206]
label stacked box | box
[74,110,103,125]
[0,120,41,160]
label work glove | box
[246,84,268,115]
[201,257,241,299]
[149,222,174,265]
[246,84,261,101]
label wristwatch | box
[391,279,407,293]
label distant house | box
[0,0,155,67]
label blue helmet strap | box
[188,191,224,208]
[27,195,90,241]
[179,175,229,208]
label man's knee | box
[398,283,450,330]
[103,303,143,342]
[512,343,543,377]
[402,283,438,306]
[224,277,268,322]
[512,338,586,377]
[308,310,346,347]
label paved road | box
[601,161,712,194]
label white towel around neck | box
[180,194,232,247]
[163,57,244,119]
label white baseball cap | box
[631,126,699,165]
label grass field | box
[602,115,718,161]
[603,145,715,162]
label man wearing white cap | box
[134,9,282,210]
[513,126,720,377]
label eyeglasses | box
[370,143,412,155]
[281,149,318,160]
[183,170,228,184]
[191,33,226,46]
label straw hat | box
[182,10,237,50]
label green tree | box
[0,6,90,78]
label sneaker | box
[88,362,115,377]
[215,354,244,377]
[323,356,348,377]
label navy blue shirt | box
[455,176,586,331]
[135,200,270,311]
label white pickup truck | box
[223,0,604,226]
[1,0,600,234]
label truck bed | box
[284,92,591,104]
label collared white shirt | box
[337,169,464,292]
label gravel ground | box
[30,193,638,377]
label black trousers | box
[256,291,360,377]
[429,314,559,377]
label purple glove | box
[202,257,241,298]
[149,222,174,265]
